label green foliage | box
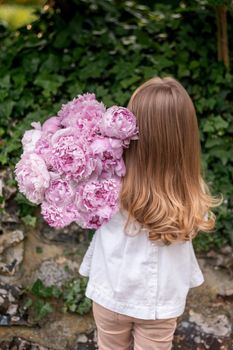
[23,277,92,321]
[21,214,37,227]
[31,278,62,298]
[33,299,54,321]
[62,278,92,315]
[0,0,232,250]
[15,192,38,226]
[35,245,43,253]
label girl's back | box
[79,208,204,320]
[79,76,222,350]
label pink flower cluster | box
[14,93,138,229]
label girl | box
[78,76,223,350]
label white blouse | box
[78,209,204,320]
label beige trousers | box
[92,301,178,350]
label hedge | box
[0,0,232,250]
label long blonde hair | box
[120,76,223,244]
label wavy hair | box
[120,76,223,244]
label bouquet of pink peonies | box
[14,93,138,229]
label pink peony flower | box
[31,121,42,130]
[77,204,119,229]
[90,136,125,177]
[50,127,95,181]
[34,117,61,169]
[99,106,138,142]
[58,93,106,140]
[42,116,61,134]
[75,177,121,229]
[21,127,42,153]
[34,135,53,168]
[80,210,113,229]
[44,173,76,206]
[76,176,120,212]
[41,201,77,228]
[14,153,50,204]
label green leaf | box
[23,298,33,310]
[205,137,224,148]
[34,300,53,320]
[69,303,77,312]
[34,74,65,97]
[21,214,37,227]
[208,148,231,165]
[0,75,11,89]
[0,101,15,119]
[15,193,37,207]
[35,246,43,254]
[120,76,141,89]
[31,279,45,297]
[214,116,229,130]
[51,286,62,298]
[76,298,92,315]
[31,279,54,298]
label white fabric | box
[78,209,204,320]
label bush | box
[0,0,232,250]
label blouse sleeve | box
[78,232,97,277]
[189,241,205,288]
